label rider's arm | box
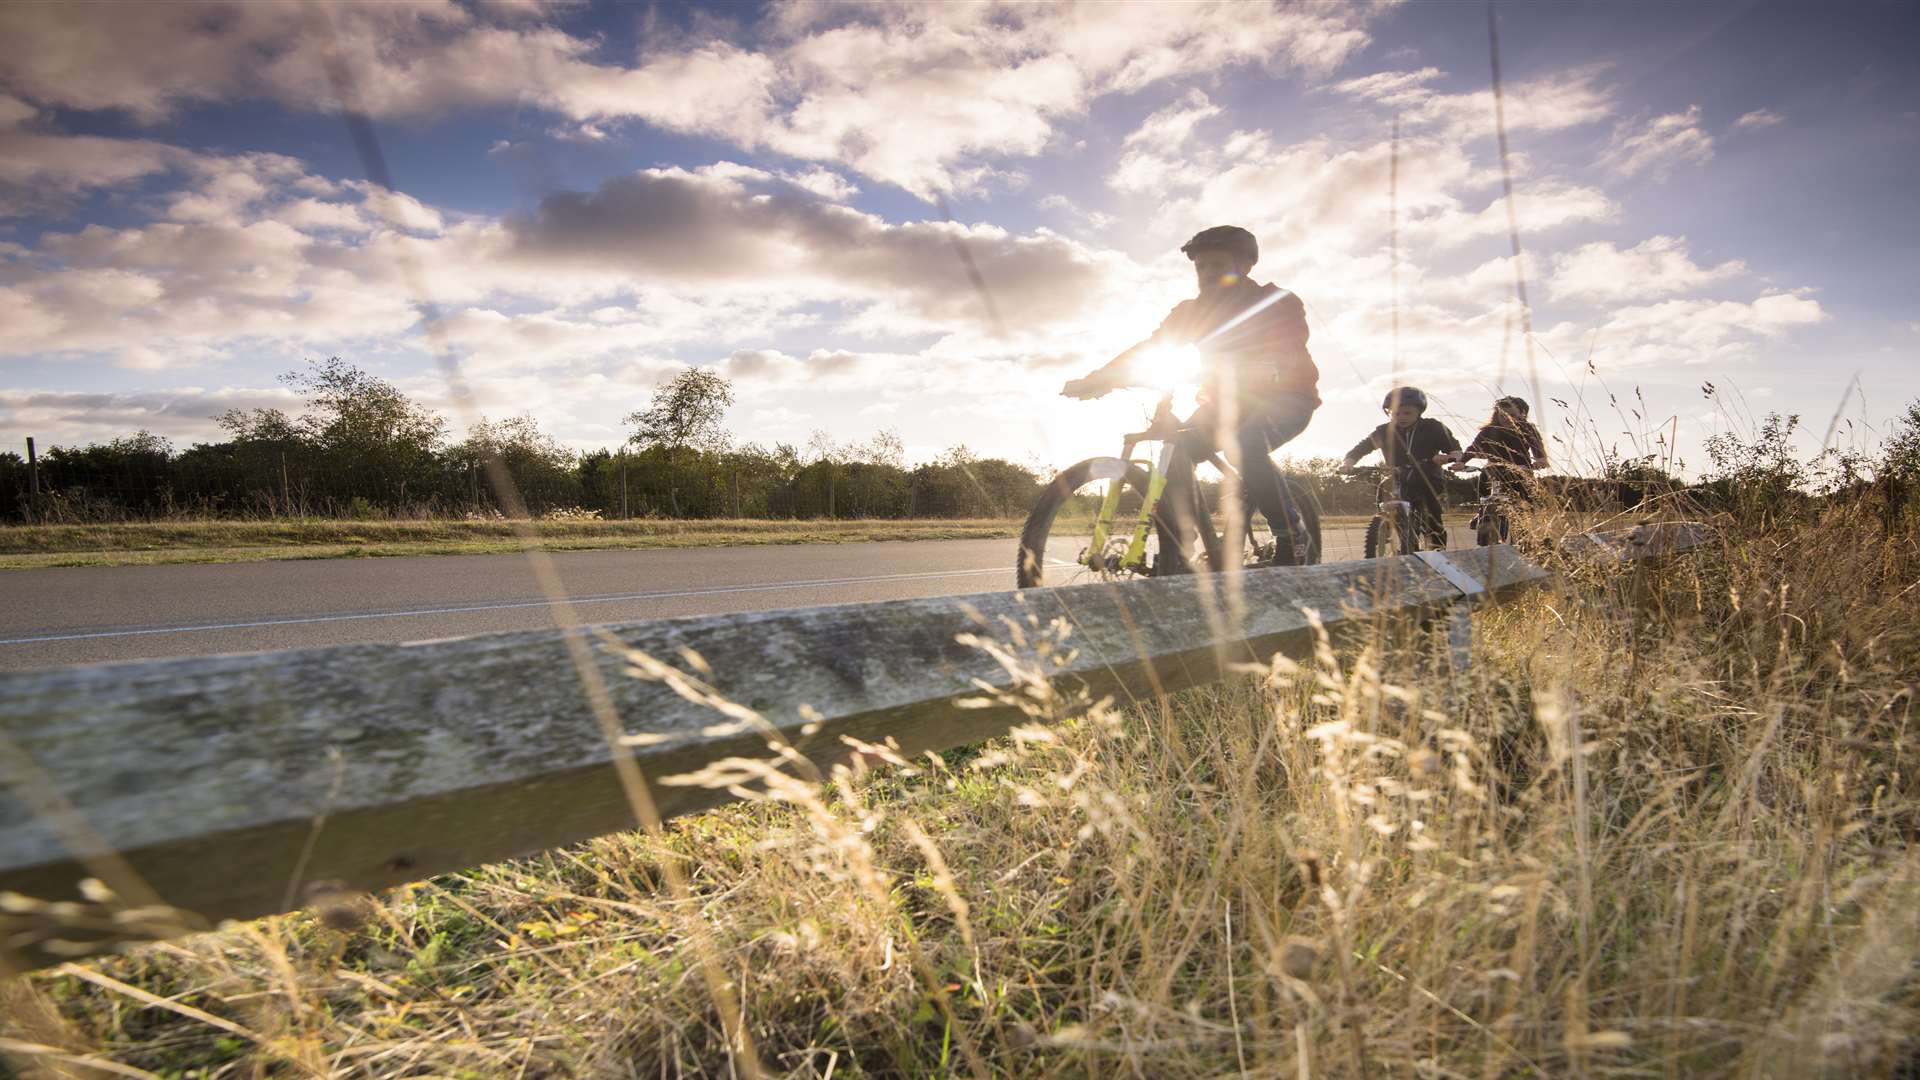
[1062,301,1194,399]
[1429,420,1462,467]
[1339,431,1381,469]
[1526,424,1548,469]
[1063,339,1152,399]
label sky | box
[2,0,1916,478]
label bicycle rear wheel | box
[1475,509,1510,546]
[1017,458,1160,588]
[1238,478,1323,567]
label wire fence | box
[0,435,1058,524]
[2,432,1677,526]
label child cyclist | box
[1456,395,1547,502]
[1061,225,1319,571]
[1340,386,1460,550]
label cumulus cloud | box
[1334,65,1614,137]
[1109,89,1221,193]
[1602,106,1714,179]
[503,164,1123,329]
[1548,236,1746,304]
[0,1,1384,197]
[0,386,303,445]
[0,97,197,216]
[1157,130,1612,268]
[1537,292,1826,373]
[1734,108,1783,130]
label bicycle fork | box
[1084,439,1175,574]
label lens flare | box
[1140,343,1205,392]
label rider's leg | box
[1409,470,1449,548]
[1153,440,1204,575]
[1236,396,1317,556]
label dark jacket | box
[1096,280,1319,409]
[1347,418,1460,487]
[1465,419,1545,469]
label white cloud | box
[0,1,1385,198]
[0,99,196,216]
[0,386,303,445]
[1109,89,1221,193]
[1334,65,1614,137]
[1548,236,1746,304]
[777,167,860,202]
[1537,292,1827,372]
[1733,108,1783,131]
[1602,106,1714,179]
[503,164,1126,331]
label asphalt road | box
[0,525,1471,670]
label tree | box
[626,368,734,516]
[626,368,734,454]
[448,415,581,515]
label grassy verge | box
[16,509,1909,1076]
[0,518,1029,570]
[0,515,1380,570]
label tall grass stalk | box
[5,501,1917,1077]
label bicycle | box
[1016,393,1322,588]
[1349,463,1448,559]
[1448,463,1518,547]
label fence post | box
[24,437,38,523]
[620,458,629,520]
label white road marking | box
[0,562,1056,647]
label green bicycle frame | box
[1082,438,1180,575]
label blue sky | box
[2,0,1915,477]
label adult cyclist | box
[1341,387,1459,551]
[1060,225,1319,572]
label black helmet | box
[1495,395,1530,416]
[1383,386,1428,413]
[1180,225,1258,268]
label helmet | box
[1180,225,1258,268]
[1382,386,1428,413]
[1495,395,1530,416]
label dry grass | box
[0,518,1031,570]
[4,503,1917,1077]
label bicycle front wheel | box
[1017,457,1157,588]
[1363,506,1417,559]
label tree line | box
[0,359,1046,523]
[6,357,1916,527]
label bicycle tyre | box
[1017,457,1156,588]
[1398,506,1422,555]
[1259,479,1323,567]
[1364,507,1417,559]
[1475,510,1509,547]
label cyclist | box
[1340,387,1459,550]
[1060,225,1318,572]
[1456,395,1547,503]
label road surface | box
[0,525,1471,670]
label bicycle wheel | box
[1363,506,1417,559]
[1017,457,1159,588]
[1241,479,1323,567]
[1475,508,1510,546]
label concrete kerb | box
[0,526,1699,969]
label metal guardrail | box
[0,524,1701,969]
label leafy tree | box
[447,415,581,515]
[626,368,734,515]
[627,368,734,454]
